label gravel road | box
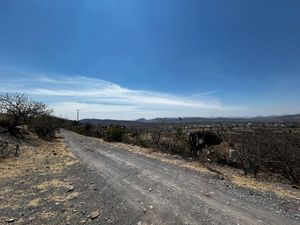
[62,130,300,225]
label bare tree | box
[0,93,52,129]
[218,124,249,175]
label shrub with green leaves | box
[103,125,126,142]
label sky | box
[0,0,300,120]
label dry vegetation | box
[67,121,300,187]
[0,135,77,178]
[0,132,80,224]
[80,130,300,200]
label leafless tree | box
[0,93,52,128]
[152,125,163,147]
[218,124,249,175]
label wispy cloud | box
[0,74,245,120]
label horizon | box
[1,1,300,120]
[81,113,300,122]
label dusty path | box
[62,130,300,225]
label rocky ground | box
[0,133,138,225]
[0,130,299,225]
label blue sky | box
[0,0,300,120]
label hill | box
[80,114,300,126]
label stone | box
[67,186,74,192]
[90,211,101,220]
[6,218,15,223]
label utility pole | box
[75,109,80,121]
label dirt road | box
[62,130,300,225]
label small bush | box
[32,115,59,140]
[103,126,126,142]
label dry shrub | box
[221,128,300,184]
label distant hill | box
[79,119,156,128]
[80,114,300,127]
[145,114,300,123]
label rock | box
[148,188,152,192]
[294,214,300,219]
[204,192,213,197]
[67,186,74,192]
[90,211,101,220]
[6,218,15,223]
[55,202,60,206]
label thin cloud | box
[0,74,245,120]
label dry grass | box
[0,133,80,214]
[36,179,71,190]
[232,175,300,200]
[40,211,57,219]
[27,198,42,207]
[0,135,78,179]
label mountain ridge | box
[80,114,300,126]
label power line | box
[127,30,300,102]
[144,29,300,93]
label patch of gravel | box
[202,174,300,221]
[0,161,142,225]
